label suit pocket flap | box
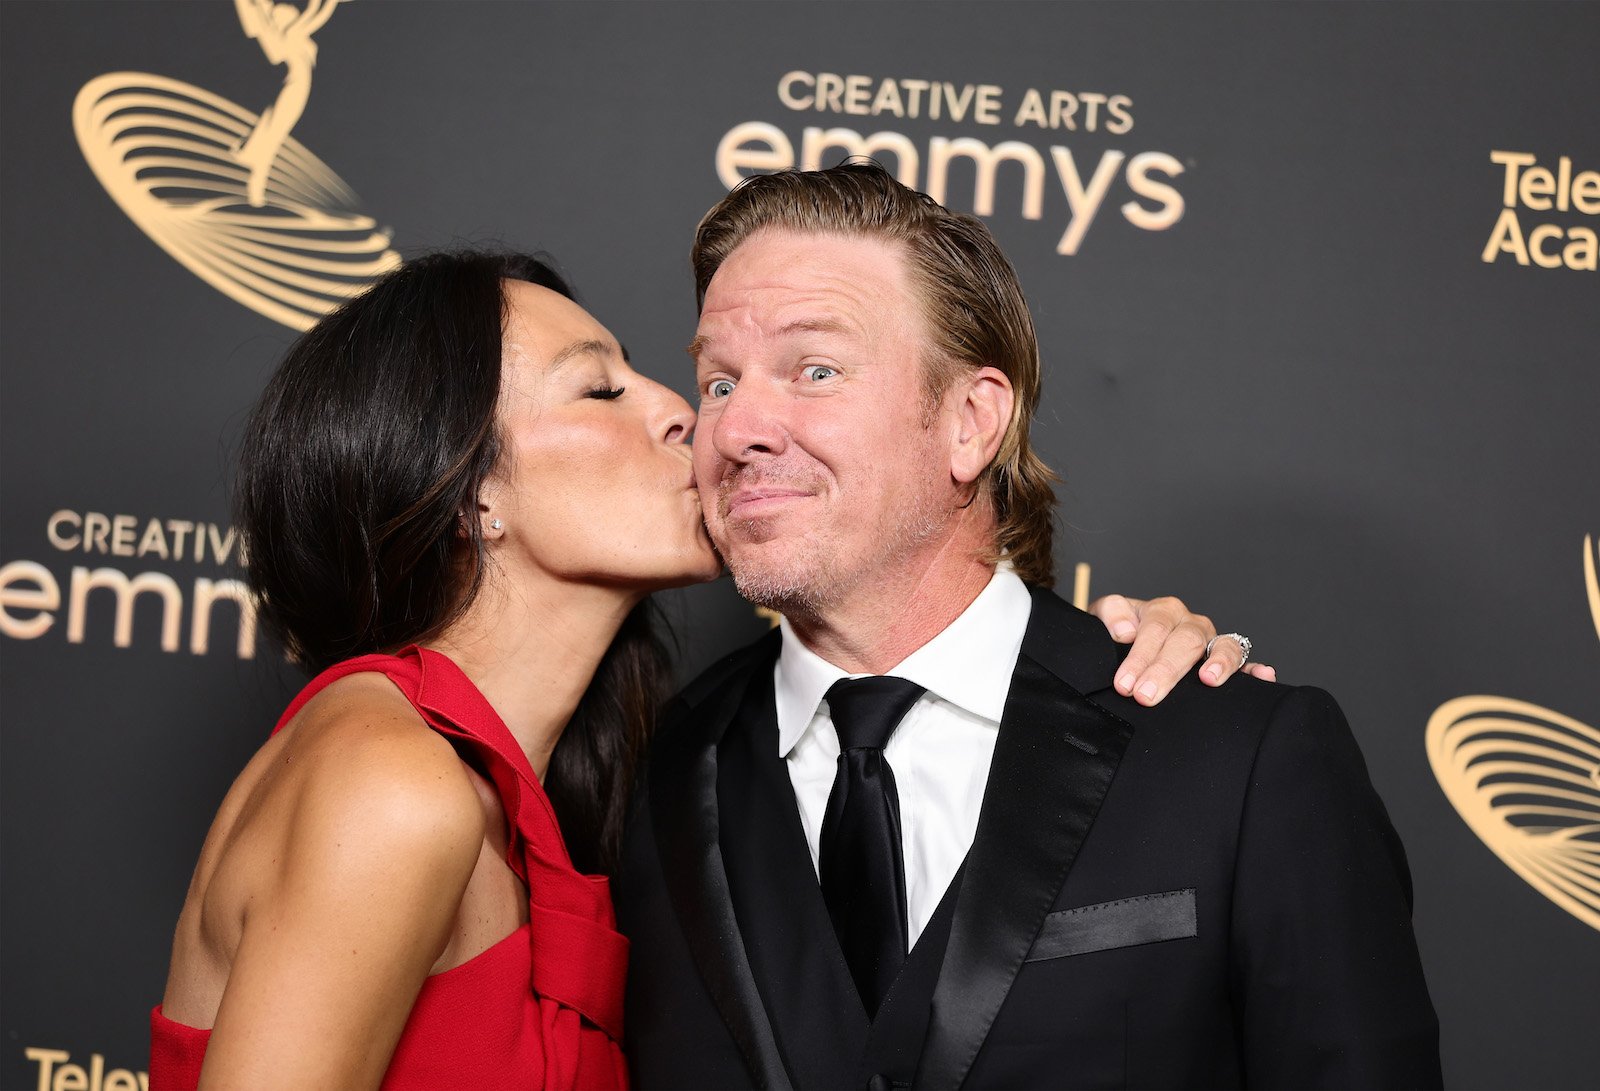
[1024,888,1197,962]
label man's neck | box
[785,527,999,675]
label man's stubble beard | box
[715,471,949,625]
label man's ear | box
[949,366,1014,485]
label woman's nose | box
[654,384,696,446]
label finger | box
[1243,662,1277,682]
[1199,634,1248,687]
[1112,601,1174,695]
[1087,594,1141,643]
[1131,612,1213,705]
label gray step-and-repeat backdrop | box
[2,2,1596,1088]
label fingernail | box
[1116,672,1134,694]
[1137,681,1158,703]
[1202,664,1222,684]
[1112,622,1136,641]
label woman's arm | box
[199,710,484,1090]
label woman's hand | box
[1088,595,1276,706]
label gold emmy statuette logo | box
[73,0,400,331]
[1426,536,1600,932]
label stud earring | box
[489,519,503,531]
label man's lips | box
[721,486,813,520]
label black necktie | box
[819,675,926,1017]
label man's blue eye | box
[707,379,735,398]
[802,365,837,382]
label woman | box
[152,250,1249,1089]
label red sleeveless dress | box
[149,647,630,1089]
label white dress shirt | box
[774,567,1033,947]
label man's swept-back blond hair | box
[690,161,1059,587]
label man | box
[616,163,1439,1089]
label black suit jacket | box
[616,588,1440,1089]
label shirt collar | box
[774,566,1033,757]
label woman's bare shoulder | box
[274,672,487,859]
[167,671,485,1024]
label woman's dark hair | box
[236,250,670,873]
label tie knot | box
[825,675,926,752]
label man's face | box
[690,229,957,615]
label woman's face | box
[483,280,720,593]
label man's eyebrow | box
[775,317,855,339]
[686,318,855,362]
[548,338,616,371]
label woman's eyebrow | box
[548,338,616,372]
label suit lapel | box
[915,588,1136,1090]
[649,632,794,1090]
[719,668,868,1087]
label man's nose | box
[709,380,787,463]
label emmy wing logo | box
[73,0,400,331]
[1427,536,1600,932]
